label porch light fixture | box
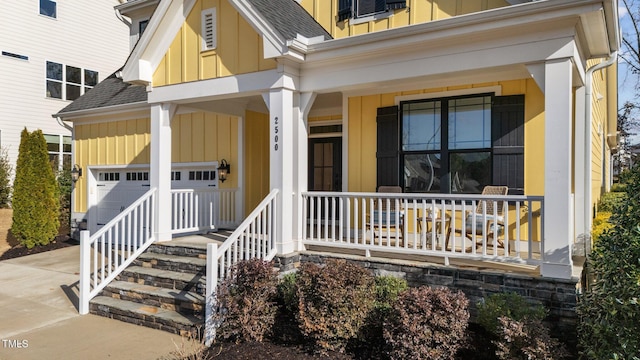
[71,164,82,183]
[218,159,230,183]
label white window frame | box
[45,61,98,101]
[45,134,71,171]
[201,8,217,51]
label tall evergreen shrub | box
[0,147,12,208]
[12,129,60,248]
[577,165,640,359]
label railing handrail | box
[216,188,279,257]
[171,187,239,193]
[79,187,157,315]
[302,191,543,202]
[90,188,158,240]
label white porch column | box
[263,87,297,254]
[150,103,174,242]
[574,86,586,238]
[542,59,574,279]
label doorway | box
[308,137,342,192]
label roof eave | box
[53,101,149,121]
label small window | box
[46,61,62,99]
[201,8,217,51]
[338,0,406,21]
[84,69,98,93]
[2,51,28,61]
[40,0,57,18]
[66,65,81,101]
[139,20,149,36]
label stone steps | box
[89,240,213,337]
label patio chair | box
[366,186,405,244]
[458,185,509,252]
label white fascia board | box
[290,0,605,63]
[148,69,284,104]
[228,0,287,58]
[53,102,149,121]
[122,0,197,85]
[299,33,578,93]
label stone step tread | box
[106,280,204,304]
[121,266,205,284]
[91,296,201,327]
[137,252,207,267]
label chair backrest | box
[477,185,508,215]
[378,186,402,194]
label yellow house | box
[55,0,619,324]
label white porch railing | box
[302,191,544,266]
[205,189,279,345]
[171,188,240,234]
[79,188,157,314]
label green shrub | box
[0,147,12,208]
[476,292,546,335]
[383,286,469,360]
[11,129,60,248]
[355,276,408,358]
[296,259,375,354]
[591,211,613,242]
[56,162,72,235]
[610,182,627,192]
[215,258,279,343]
[578,165,640,359]
[494,316,568,360]
[598,191,626,212]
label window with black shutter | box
[376,94,525,194]
[339,0,406,22]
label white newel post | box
[263,86,296,255]
[151,103,174,242]
[542,58,574,279]
[574,86,586,238]
[79,230,90,314]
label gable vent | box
[201,8,217,51]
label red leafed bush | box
[296,259,375,354]
[383,286,469,360]
[215,259,278,343]
[494,316,569,360]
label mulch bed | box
[0,234,77,261]
[206,341,353,359]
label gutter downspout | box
[54,116,73,132]
[584,50,617,237]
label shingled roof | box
[55,69,147,116]
[247,0,332,41]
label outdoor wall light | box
[71,164,82,183]
[218,159,230,183]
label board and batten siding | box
[153,0,277,87]
[299,0,511,39]
[73,111,240,213]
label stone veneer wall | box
[275,252,579,349]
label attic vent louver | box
[201,8,217,51]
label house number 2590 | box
[274,116,279,151]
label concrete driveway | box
[0,246,197,360]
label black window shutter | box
[385,0,407,10]
[377,105,400,188]
[492,95,524,195]
[338,0,352,21]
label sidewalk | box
[0,246,195,360]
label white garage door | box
[95,167,218,227]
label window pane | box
[139,20,149,35]
[84,70,98,86]
[450,152,491,194]
[40,0,56,18]
[46,81,62,98]
[47,61,62,80]
[402,101,441,151]
[62,136,71,152]
[448,96,491,150]
[62,154,71,168]
[66,84,81,100]
[404,153,441,193]
[66,66,81,84]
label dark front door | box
[308,137,342,235]
[309,137,342,192]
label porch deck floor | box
[169,229,235,248]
